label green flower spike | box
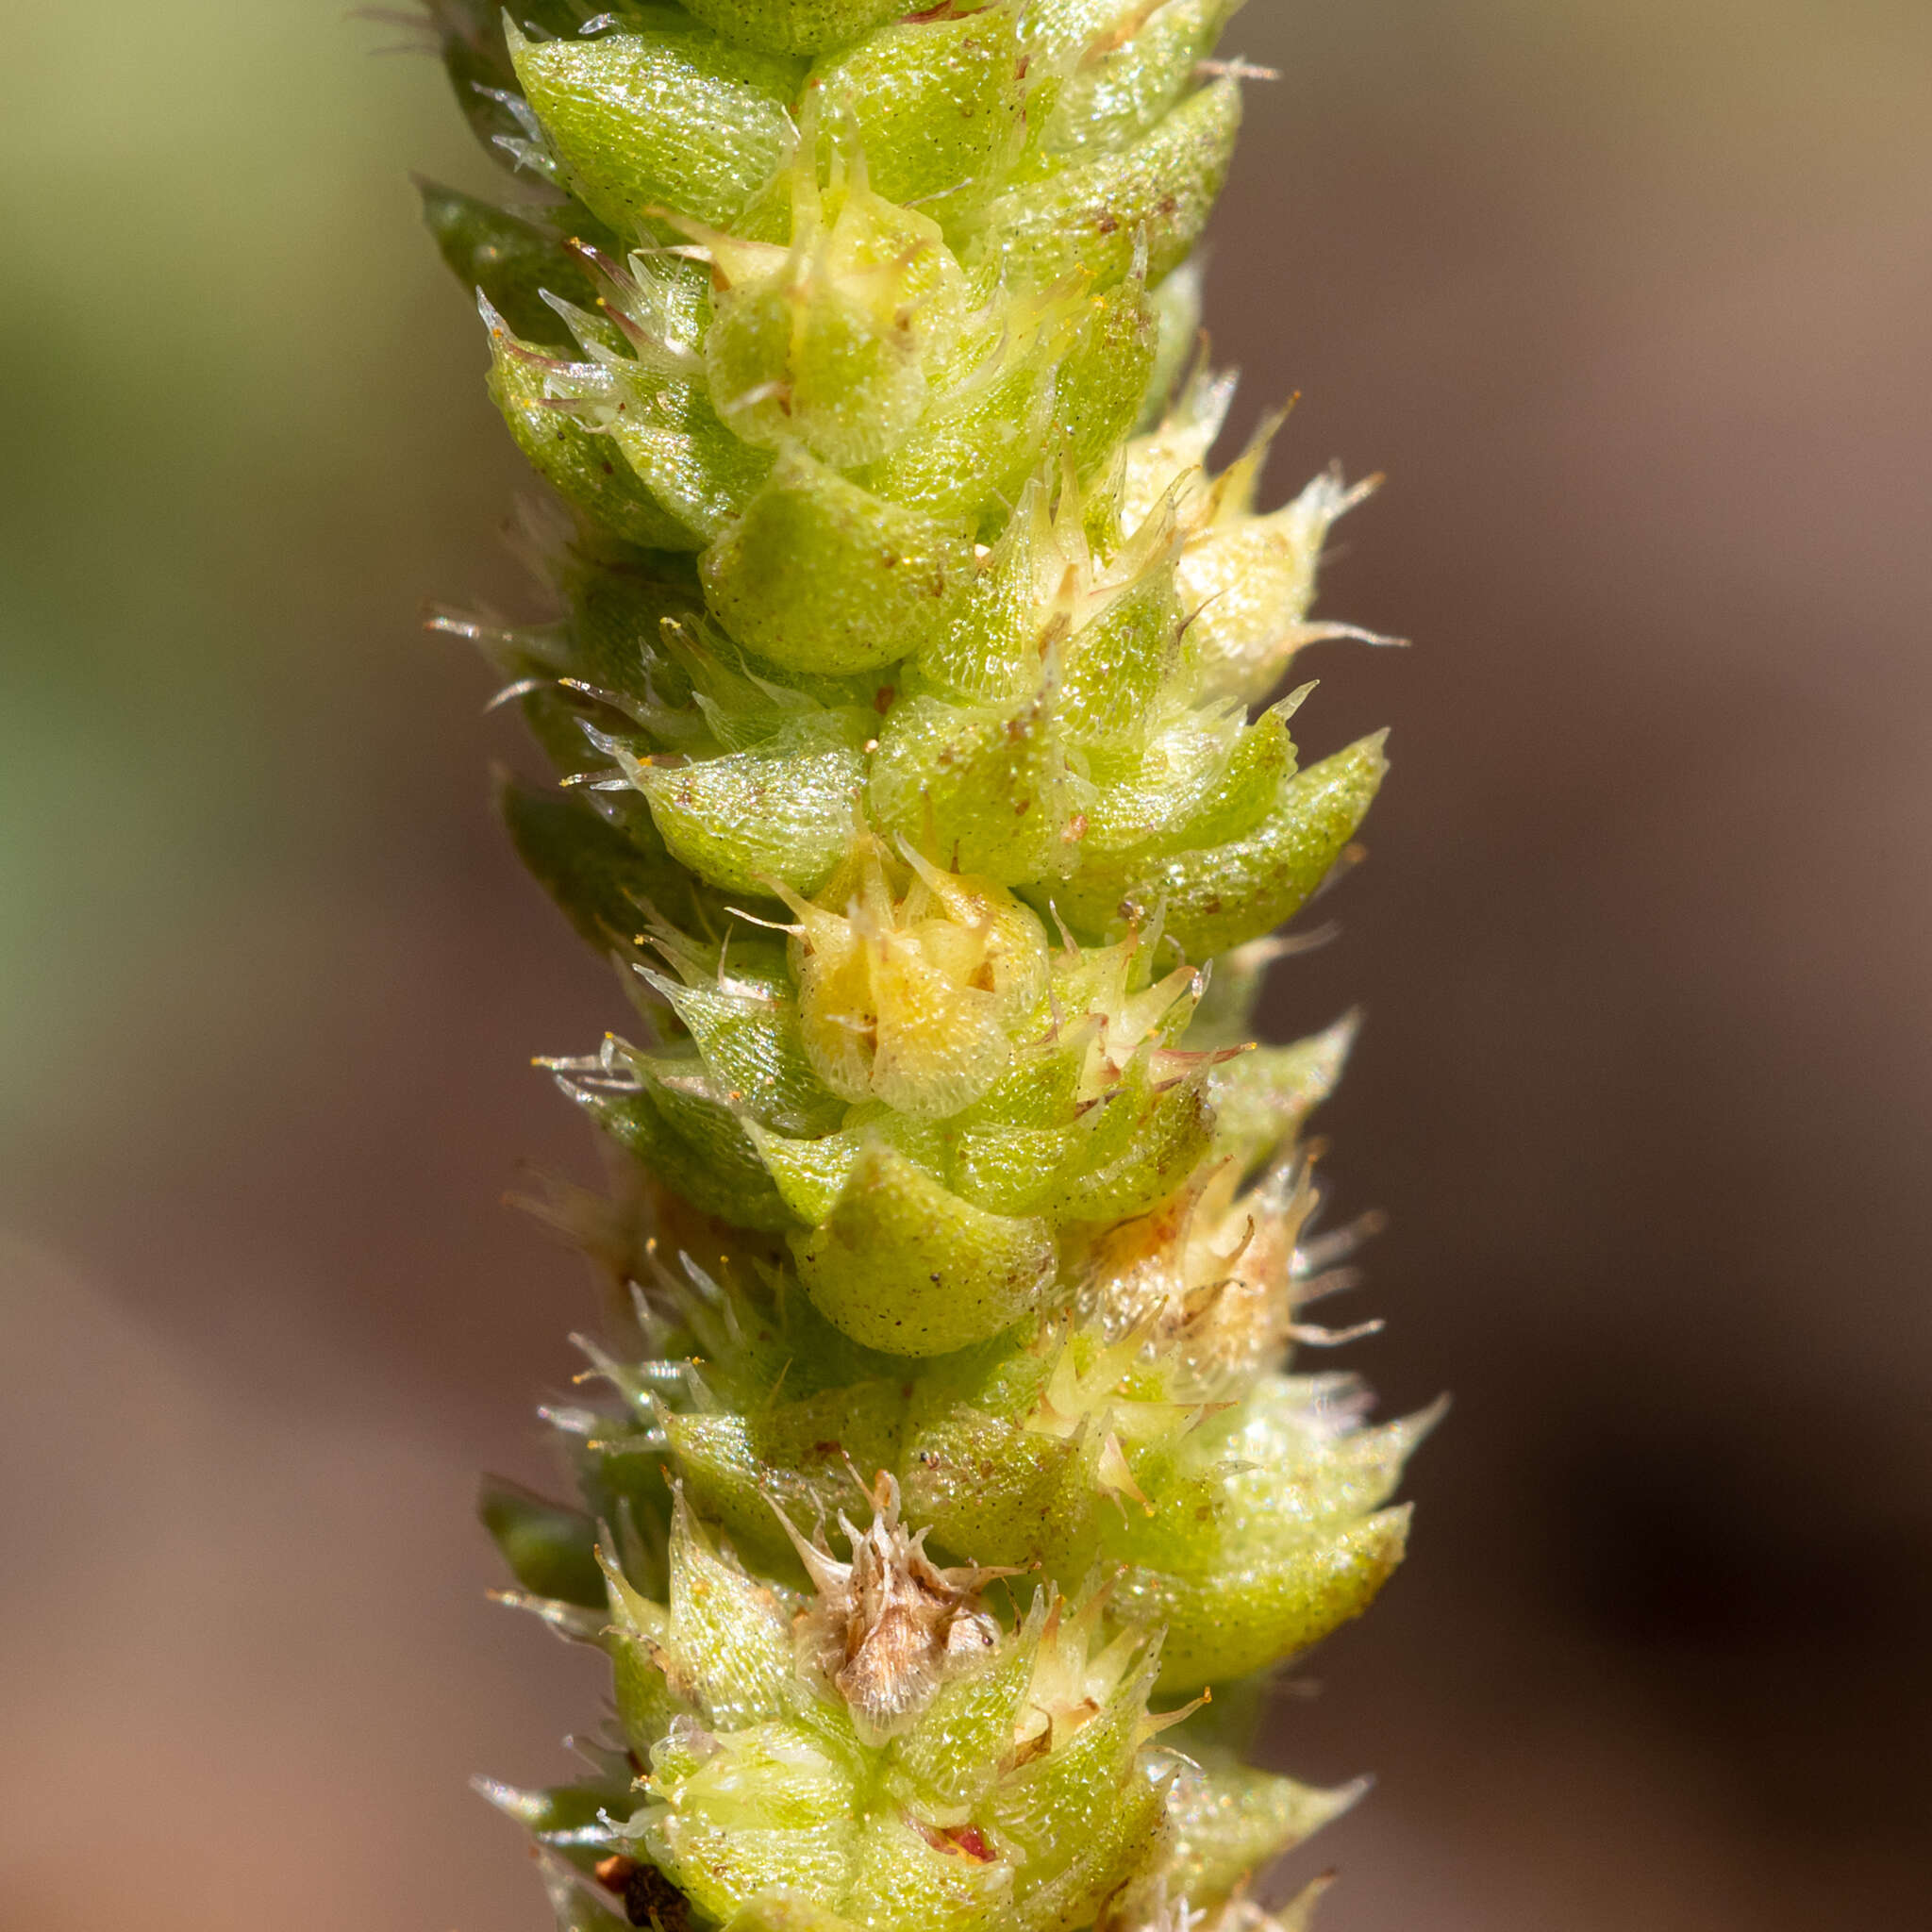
[416,2,1431,1927]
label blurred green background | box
[5,3,1929,1928]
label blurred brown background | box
[4,2,1928,1926]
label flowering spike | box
[413,3,1426,1925]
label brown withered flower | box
[773,1469,1015,1745]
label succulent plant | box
[417,4,1431,1928]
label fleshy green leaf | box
[791,1144,1056,1355]
[479,1475,608,1607]
[637,713,870,896]
[969,78,1242,292]
[1045,731,1389,954]
[702,452,974,675]
[509,21,804,235]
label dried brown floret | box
[774,1469,1016,1743]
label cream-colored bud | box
[783,833,1050,1120]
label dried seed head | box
[774,1470,1010,1744]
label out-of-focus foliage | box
[0,3,505,1155]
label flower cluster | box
[420,1,1426,1926]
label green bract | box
[419,3,1424,1929]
